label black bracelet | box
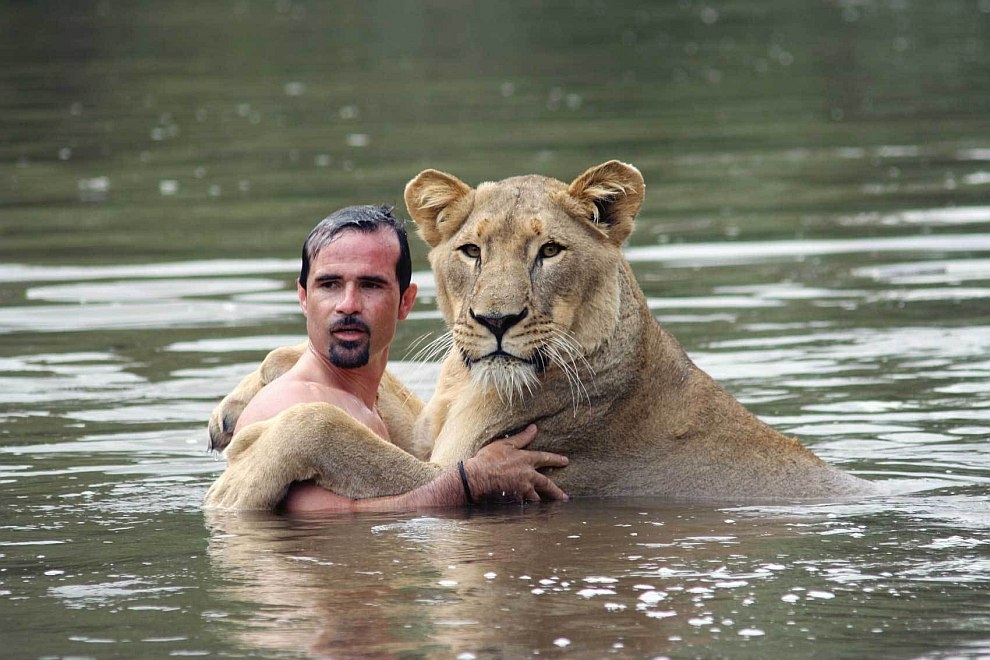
[457,460,476,505]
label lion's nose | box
[470,308,528,340]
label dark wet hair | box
[299,204,412,294]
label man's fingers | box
[532,451,568,468]
[504,424,537,449]
[534,473,568,502]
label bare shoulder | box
[234,375,328,432]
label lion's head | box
[404,160,645,406]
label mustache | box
[329,314,370,334]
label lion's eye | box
[539,242,564,259]
[459,243,481,259]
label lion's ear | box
[566,160,645,245]
[404,169,474,247]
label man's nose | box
[335,283,363,314]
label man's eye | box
[539,242,564,259]
[459,244,481,259]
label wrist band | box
[457,460,476,505]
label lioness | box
[205,160,875,508]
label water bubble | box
[553,638,570,648]
[638,590,667,604]
[78,176,110,202]
[159,180,179,196]
[346,134,369,148]
[738,628,765,637]
[339,105,359,120]
[500,82,515,97]
[59,147,72,161]
[284,81,306,96]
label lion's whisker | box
[543,327,593,414]
[405,331,454,364]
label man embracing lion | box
[205,204,568,512]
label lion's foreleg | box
[207,342,307,452]
[204,401,442,510]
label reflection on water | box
[202,499,990,658]
[2,0,990,657]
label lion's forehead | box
[466,178,572,243]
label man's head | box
[297,205,418,371]
[300,205,412,295]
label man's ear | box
[404,169,474,247]
[297,278,308,316]
[564,160,645,245]
[397,282,417,321]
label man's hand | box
[463,425,569,503]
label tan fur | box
[204,347,433,509]
[207,342,307,453]
[204,401,441,509]
[206,161,876,509]
[402,161,875,498]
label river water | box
[2,1,989,658]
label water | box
[2,0,989,657]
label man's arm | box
[279,425,568,513]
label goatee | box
[327,314,371,368]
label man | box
[232,205,568,512]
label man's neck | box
[302,343,385,409]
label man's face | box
[298,228,416,370]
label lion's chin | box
[468,356,540,407]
